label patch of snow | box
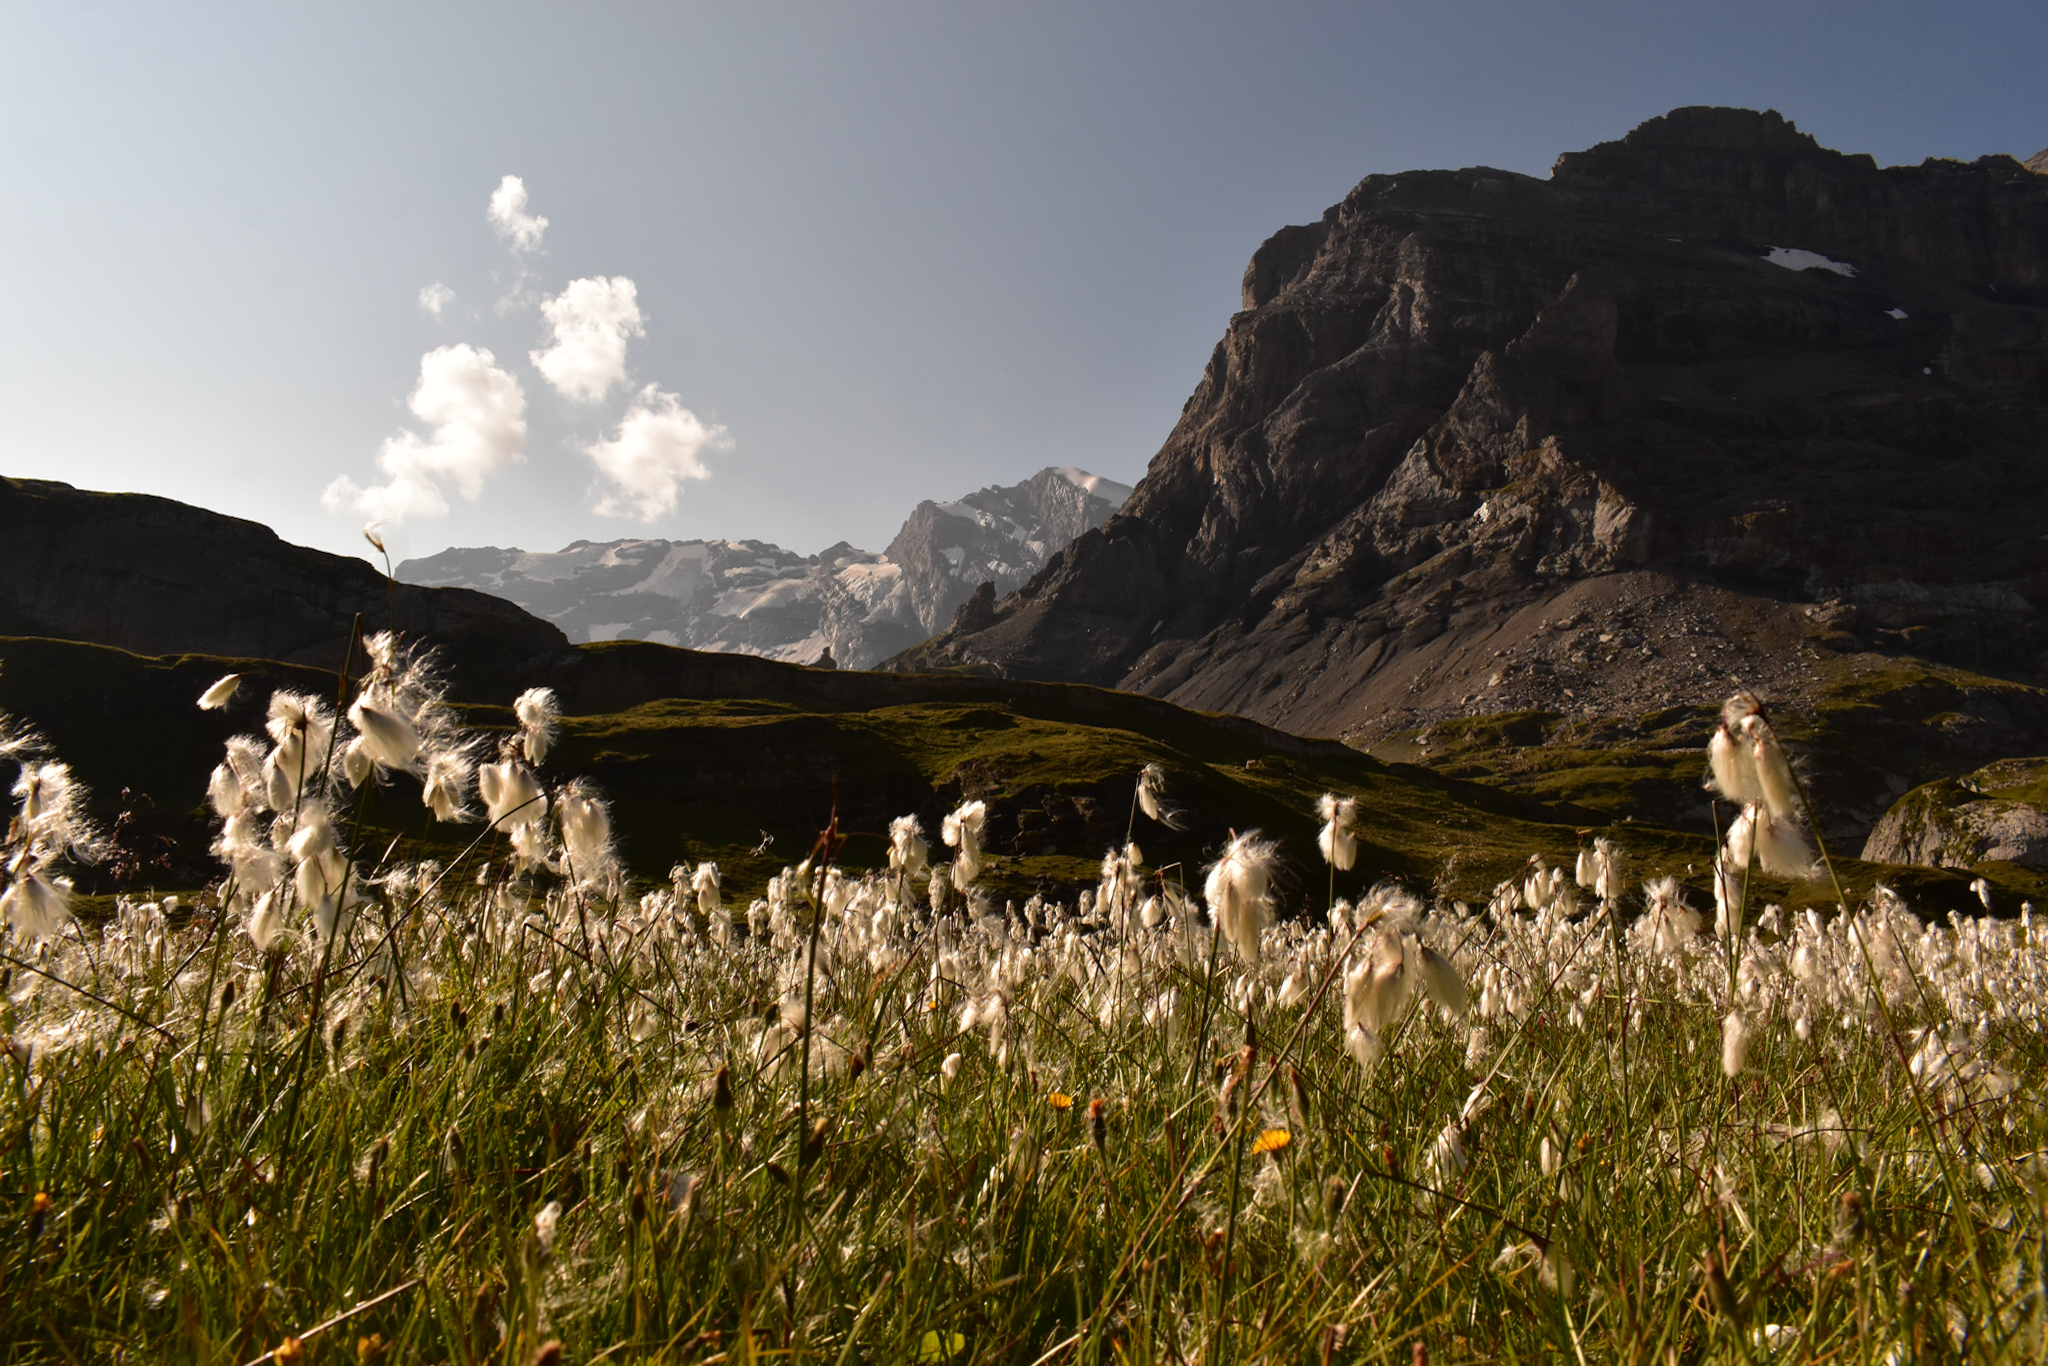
[941,546,966,569]
[645,630,680,646]
[614,543,711,600]
[509,546,615,582]
[712,577,814,619]
[1762,246,1856,277]
[1886,307,1909,320]
[934,501,993,527]
[1051,466,1136,508]
[584,622,636,642]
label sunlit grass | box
[3,645,2047,1363]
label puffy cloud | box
[418,281,454,317]
[530,276,644,402]
[585,385,730,521]
[487,175,547,253]
[324,344,527,523]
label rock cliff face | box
[400,466,1130,670]
[895,109,2048,759]
[0,478,568,697]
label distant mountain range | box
[397,466,1133,670]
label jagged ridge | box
[895,109,2048,776]
[400,466,1131,669]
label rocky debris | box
[400,466,1130,670]
[0,477,568,697]
[894,108,2048,836]
[1863,758,2048,870]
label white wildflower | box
[1203,831,1276,965]
[941,800,987,891]
[1721,1009,1751,1078]
[513,687,560,767]
[197,673,242,711]
[1316,793,1358,871]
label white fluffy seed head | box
[1317,792,1359,872]
[341,737,375,788]
[1707,723,1765,805]
[1135,762,1183,829]
[422,753,473,822]
[1721,1009,1751,1078]
[246,887,284,950]
[1203,830,1276,965]
[533,1200,563,1255]
[514,687,560,766]
[943,801,986,890]
[558,783,614,879]
[889,815,929,875]
[941,800,985,849]
[692,861,721,915]
[1417,942,1470,1016]
[1749,810,1818,880]
[1345,1024,1384,1073]
[197,673,242,711]
[348,697,421,774]
[479,761,546,831]
[1751,725,1799,823]
[1,869,73,942]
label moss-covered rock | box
[1863,758,2048,870]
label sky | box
[2,2,2042,568]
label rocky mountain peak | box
[890,108,2048,843]
[400,466,1130,670]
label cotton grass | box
[0,679,2043,1362]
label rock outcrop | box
[1863,758,2048,870]
[894,109,2048,765]
[0,478,568,697]
[400,466,1130,670]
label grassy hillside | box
[0,634,2021,915]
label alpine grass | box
[2,643,2045,1363]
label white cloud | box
[530,276,644,402]
[586,385,731,521]
[488,175,548,254]
[418,281,455,317]
[324,344,527,523]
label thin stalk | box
[1214,999,1257,1366]
[1786,759,1997,1325]
[794,812,842,1235]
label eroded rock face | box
[0,478,568,698]
[894,108,2048,761]
[1863,759,2048,870]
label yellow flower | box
[1048,1091,1074,1110]
[1252,1127,1292,1155]
[918,1329,967,1362]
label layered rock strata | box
[894,109,2048,769]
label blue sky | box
[2,2,2041,565]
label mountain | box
[0,477,568,697]
[397,466,1131,669]
[890,107,2048,841]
